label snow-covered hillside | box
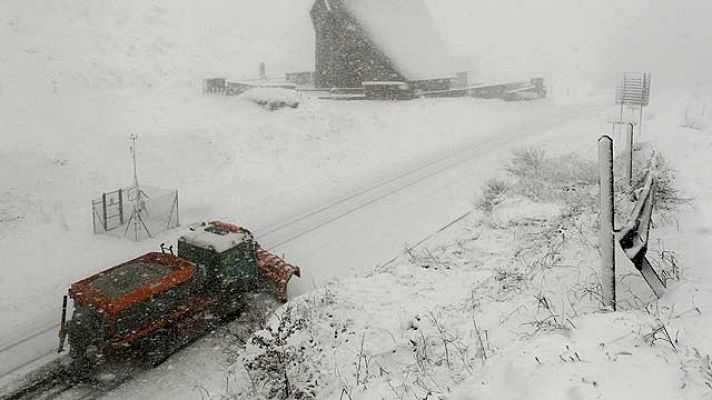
[0,0,314,95]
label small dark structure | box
[286,71,316,86]
[423,77,547,101]
[362,81,414,100]
[310,0,458,89]
[203,78,296,96]
[204,78,228,94]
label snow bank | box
[211,139,708,399]
[452,312,683,400]
[490,197,560,225]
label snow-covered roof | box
[361,81,408,86]
[88,261,174,300]
[342,0,459,81]
[180,228,250,253]
[240,87,299,103]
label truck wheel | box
[144,331,172,366]
[214,296,246,322]
[70,355,94,375]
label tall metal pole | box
[130,134,140,197]
[624,123,634,188]
[598,136,616,311]
[129,134,146,211]
[620,103,624,123]
[129,134,145,240]
[638,104,644,135]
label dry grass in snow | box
[202,147,705,400]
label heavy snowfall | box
[1,1,712,399]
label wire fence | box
[92,185,179,241]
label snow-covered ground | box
[183,91,712,400]
[2,0,712,399]
[0,0,606,382]
[0,88,685,400]
[0,87,610,386]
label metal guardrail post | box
[624,123,634,188]
[598,136,616,310]
[618,174,666,298]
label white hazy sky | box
[424,0,712,89]
[2,0,710,92]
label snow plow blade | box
[256,250,300,302]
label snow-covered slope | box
[0,0,314,95]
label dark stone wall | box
[310,0,404,88]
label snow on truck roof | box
[88,261,173,299]
[179,224,251,253]
[362,81,408,86]
[71,253,194,315]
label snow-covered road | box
[259,102,609,296]
[0,97,609,395]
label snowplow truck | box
[57,221,300,366]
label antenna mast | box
[129,134,146,212]
[124,134,151,239]
[130,134,139,194]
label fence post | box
[624,123,634,188]
[118,189,124,225]
[102,192,108,232]
[598,136,616,311]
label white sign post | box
[615,72,652,134]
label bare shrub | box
[243,306,317,400]
[681,104,710,131]
[475,178,509,213]
[505,147,547,178]
[642,324,677,350]
[651,249,681,285]
[572,272,608,311]
[648,152,688,212]
[625,145,687,210]
[547,154,598,187]
[610,149,687,231]
[404,244,449,270]
[502,148,598,206]
[691,349,712,391]
[527,293,576,334]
